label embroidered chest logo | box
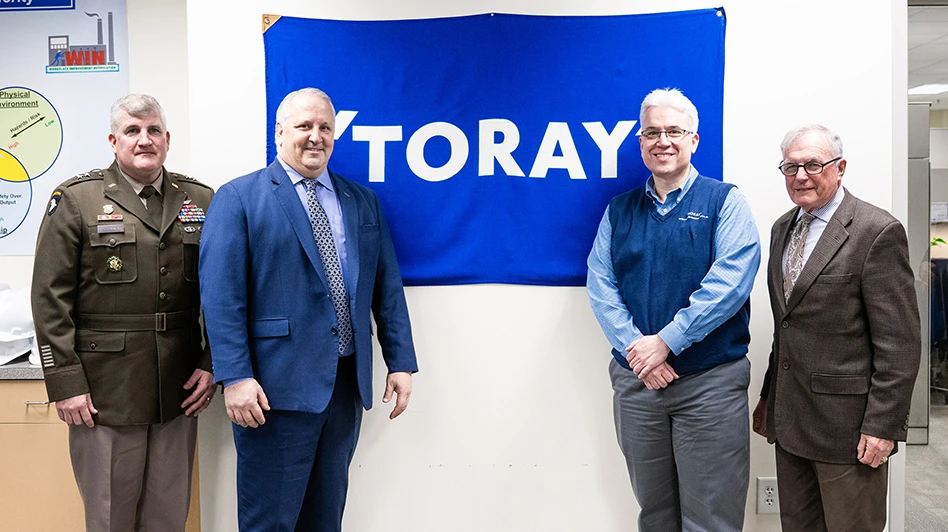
[678,211,709,222]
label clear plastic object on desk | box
[0,284,36,365]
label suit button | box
[159,242,167,250]
[781,321,789,329]
[331,327,338,335]
[108,238,117,246]
[159,292,167,300]
[90,342,97,350]
[160,267,168,275]
[782,362,789,370]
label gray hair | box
[639,88,699,133]
[110,94,166,134]
[780,125,844,159]
[275,88,335,123]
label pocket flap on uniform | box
[810,373,869,394]
[182,230,201,245]
[89,224,136,247]
[250,318,290,338]
[361,223,379,233]
[74,330,126,352]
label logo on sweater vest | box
[679,211,709,222]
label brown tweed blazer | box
[760,189,920,464]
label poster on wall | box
[0,0,128,255]
[263,9,726,286]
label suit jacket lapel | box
[332,171,361,299]
[785,191,854,313]
[159,171,187,236]
[269,161,331,292]
[770,208,797,316]
[102,161,159,233]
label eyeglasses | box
[778,157,841,177]
[640,128,692,141]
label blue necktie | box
[303,179,352,355]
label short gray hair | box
[640,88,699,133]
[780,125,844,159]
[275,88,335,123]
[110,94,166,134]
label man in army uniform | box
[31,94,217,532]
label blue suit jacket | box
[199,161,417,412]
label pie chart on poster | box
[0,86,63,181]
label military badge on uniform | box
[177,204,206,223]
[47,190,62,216]
[103,204,114,214]
[107,256,123,272]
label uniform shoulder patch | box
[46,189,63,216]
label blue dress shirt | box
[278,156,352,290]
[587,166,761,356]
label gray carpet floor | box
[905,392,948,532]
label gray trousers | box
[609,356,750,532]
[68,413,197,532]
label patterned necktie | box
[139,185,162,227]
[783,212,815,301]
[303,179,353,354]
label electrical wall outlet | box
[756,477,780,514]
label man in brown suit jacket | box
[31,94,217,532]
[752,125,920,532]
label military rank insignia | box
[177,204,206,223]
[107,256,123,272]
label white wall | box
[183,1,908,531]
[3,0,908,531]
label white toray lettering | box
[337,111,637,183]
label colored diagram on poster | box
[0,149,32,239]
[0,87,61,239]
[1,87,63,180]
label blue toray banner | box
[0,0,74,11]
[263,9,726,286]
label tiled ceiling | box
[910,6,948,109]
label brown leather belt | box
[76,310,197,332]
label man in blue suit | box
[199,88,418,532]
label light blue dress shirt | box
[278,156,351,289]
[587,166,761,356]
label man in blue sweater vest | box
[587,88,760,531]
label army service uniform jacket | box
[32,161,214,426]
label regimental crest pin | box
[107,256,123,272]
[103,204,114,214]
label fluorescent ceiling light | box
[909,84,948,95]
